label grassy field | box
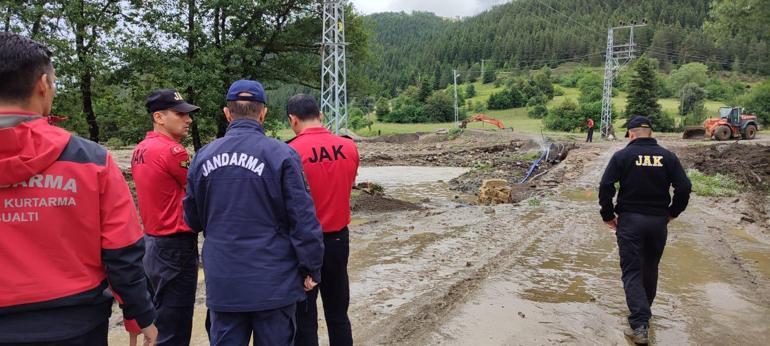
[272,81,734,139]
[337,81,733,138]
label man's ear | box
[36,74,50,96]
[258,106,268,124]
[153,111,165,124]
[319,112,325,122]
[223,107,234,123]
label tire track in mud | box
[364,146,616,345]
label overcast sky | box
[350,0,510,18]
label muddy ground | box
[108,130,770,345]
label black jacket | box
[598,138,692,221]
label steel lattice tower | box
[600,22,647,138]
[321,0,348,134]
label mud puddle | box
[356,166,472,205]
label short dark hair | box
[286,94,320,121]
[227,100,265,119]
[0,32,53,102]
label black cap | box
[145,89,200,114]
[625,115,653,137]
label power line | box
[532,0,605,36]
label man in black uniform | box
[598,116,692,344]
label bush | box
[544,99,583,131]
[488,86,525,110]
[375,97,390,120]
[465,84,477,98]
[553,85,565,96]
[528,104,548,119]
[669,63,708,96]
[423,91,455,122]
[105,137,124,148]
[742,79,770,124]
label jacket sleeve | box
[183,163,203,233]
[281,150,325,283]
[667,154,692,218]
[99,154,156,332]
[598,153,621,221]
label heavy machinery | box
[459,114,505,129]
[682,107,760,140]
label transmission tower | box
[321,0,348,134]
[600,21,647,138]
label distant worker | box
[184,80,324,345]
[0,32,157,346]
[598,116,692,345]
[586,118,595,142]
[131,89,200,345]
[286,95,359,346]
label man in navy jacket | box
[184,80,324,345]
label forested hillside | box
[364,0,770,96]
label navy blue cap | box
[226,80,266,104]
[625,115,653,137]
[145,89,200,113]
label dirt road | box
[108,132,770,345]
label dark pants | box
[296,227,353,346]
[209,305,296,346]
[0,320,108,346]
[587,127,594,142]
[616,212,668,329]
[144,233,199,346]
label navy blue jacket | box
[599,138,692,221]
[183,119,324,312]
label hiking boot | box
[623,325,649,344]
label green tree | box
[528,104,548,119]
[544,99,582,131]
[375,97,390,120]
[482,69,496,84]
[465,84,476,98]
[741,79,770,124]
[668,63,708,96]
[679,83,706,121]
[423,91,454,122]
[577,72,603,104]
[625,58,663,121]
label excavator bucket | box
[682,126,706,139]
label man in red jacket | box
[0,33,157,345]
[131,89,199,345]
[286,94,359,346]
[587,118,595,143]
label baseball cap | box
[145,89,200,113]
[226,80,266,104]
[625,115,653,137]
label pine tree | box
[625,57,662,119]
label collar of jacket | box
[627,137,658,146]
[226,118,265,136]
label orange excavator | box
[682,107,760,140]
[459,114,506,129]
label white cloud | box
[350,0,509,18]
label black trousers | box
[143,233,199,346]
[295,227,353,346]
[616,212,668,329]
[0,320,108,346]
[587,127,594,142]
[209,305,296,346]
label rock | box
[740,216,756,224]
[355,182,385,196]
[484,207,495,214]
[466,261,472,267]
[478,179,513,205]
[518,311,526,318]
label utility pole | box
[600,20,647,138]
[321,0,348,134]
[453,69,459,126]
[481,59,485,82]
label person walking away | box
[598,115,692,344]
[0,32,157,346]
[183,80,324,346]
[286,94,359,346]
[132,89,200,345]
